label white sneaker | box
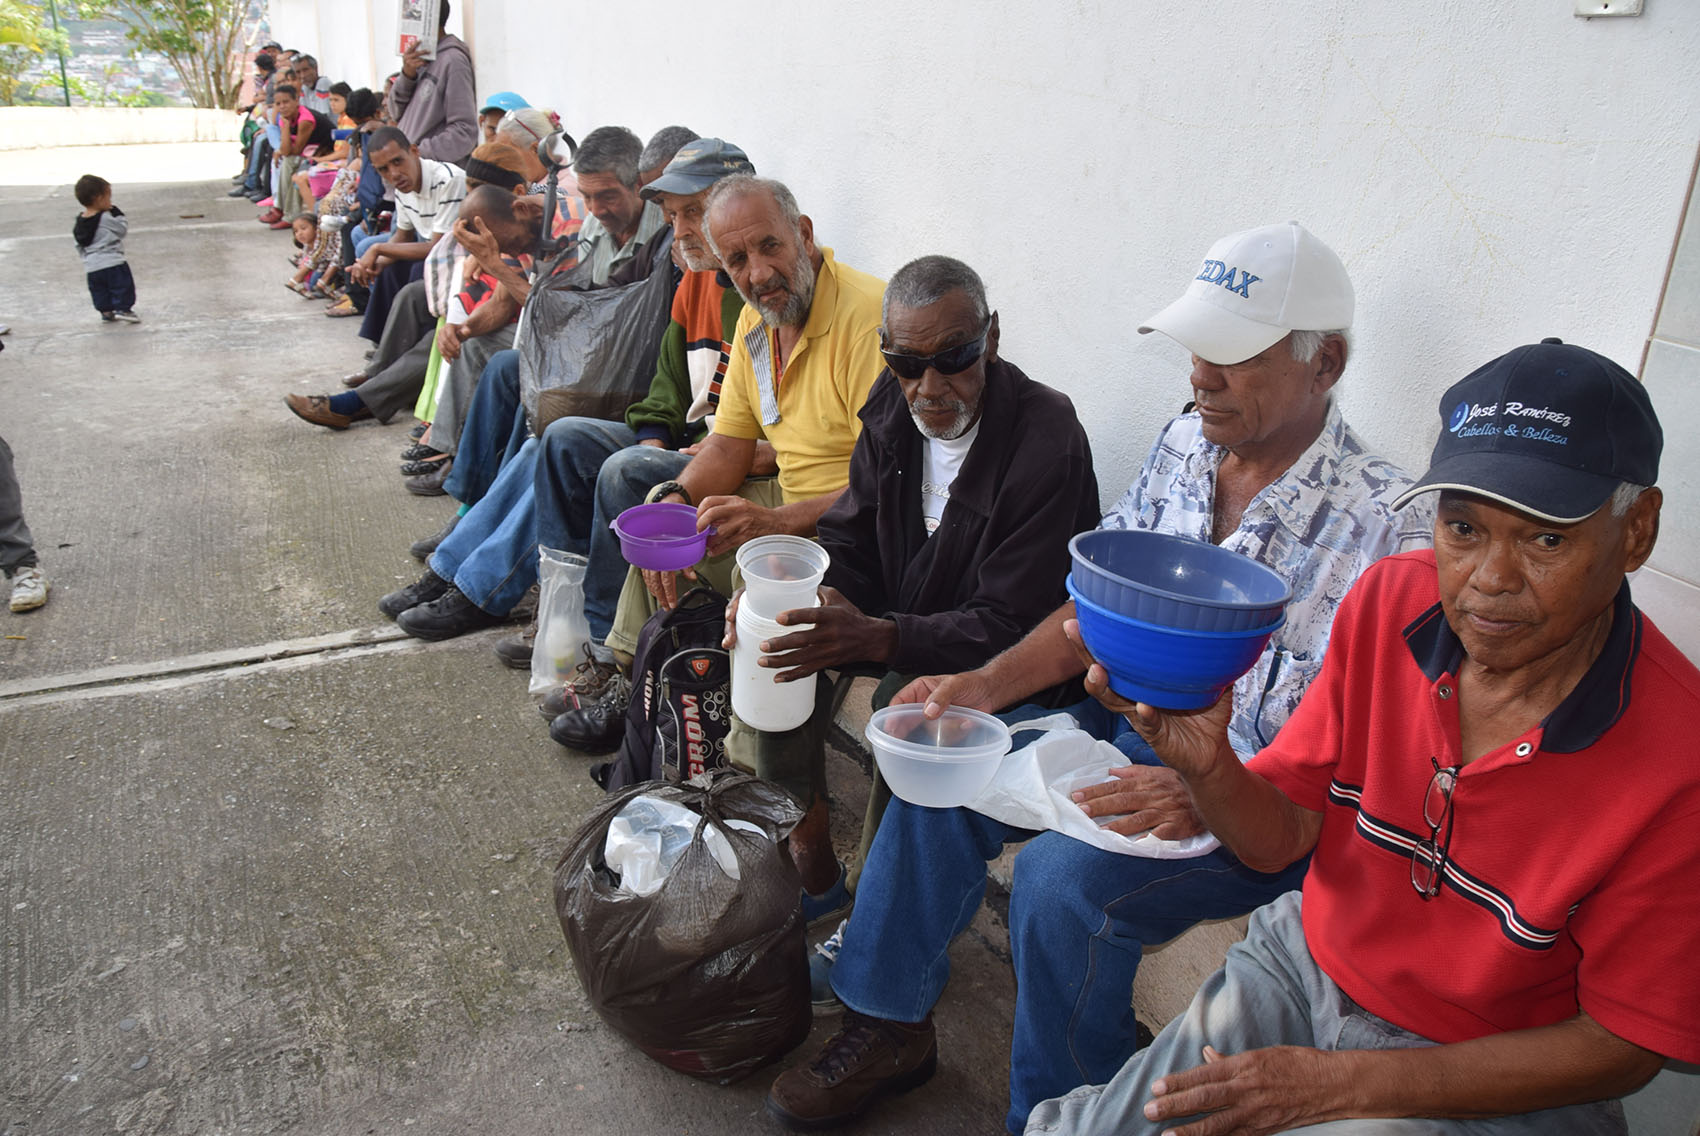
[8,565,48,612]
[113,310,142,323]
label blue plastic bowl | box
[1069,530,1291,632]
[1066,575,1283,710]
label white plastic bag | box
[603,794,766,896]
[530,547,591,695]
[965,719,1220,859]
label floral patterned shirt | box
[1101,401,1432,758]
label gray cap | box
[641,138,754,199]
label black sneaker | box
[549,674,631,753]
[378,568,451,619]
[492,620,536,669]
[395,586,503,641]
[409,514,460,561]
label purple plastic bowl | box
[611,503,713,571]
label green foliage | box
[79,0,251,108]
[0,0,44,104]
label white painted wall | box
[0,107,239,150]
[274,0,1700,518]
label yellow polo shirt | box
[713,247,886,503]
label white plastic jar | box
[731,602,818,731]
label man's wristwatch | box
[648,480,692,506]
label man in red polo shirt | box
[1030,339,1697,1136]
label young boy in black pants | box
[73,174,140,323]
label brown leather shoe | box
[538,653,623,718]
[766,1011,936,1130]
[341,371,369,388]
[493,621,536,670]
[284,393,372,430]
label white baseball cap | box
[1138,221,1354,365]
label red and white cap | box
[1139,221,1354,365]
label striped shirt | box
[394,158,466,239]
[1101,401,1431,758]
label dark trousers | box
[358,259,424,343]
[86,263,136,314]
[0,433,39,574]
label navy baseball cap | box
[1393,339,1662,523]
[641,138,755,199]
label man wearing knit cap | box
[1027,340,1695,1134]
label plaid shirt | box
[1102,401,1432,758]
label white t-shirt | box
[394,158,466,239]
[919,420,980,536]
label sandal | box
[409,422,429,440]
[325,296,358,318]
[400,453,451,477]
[285,280,308,295]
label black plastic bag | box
[518,229,677,432]
[554,769,810,1083]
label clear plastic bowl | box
[1069,529,1290,632]
[865,705,1012,808]
[1067,575,1283,710]
[736,535,829,619]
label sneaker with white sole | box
[809,919,847,1010]
[8,565,48,612]
[113,310,142,323]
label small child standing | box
[72,174,140,324]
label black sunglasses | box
[880,321,991,381]
[1410,758,1459,899]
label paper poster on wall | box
[397,0,440,57]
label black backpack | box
[592,587,732,792]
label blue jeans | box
[443,349,528,508]
[353,230,386,260]
[535,423,686,643]
[242,134,270,191]
[1024,892,1627,1136]
[429,437,541,617]
[829,698,1311,1135]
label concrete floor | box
[0,156,1017,1135]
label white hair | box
[1609,482,1649,517]
[1289,328,1350,364]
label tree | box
[0,0,62,106]
[83,0,251,108]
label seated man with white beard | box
[719,254,1100,929]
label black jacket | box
[817,357,1100,676]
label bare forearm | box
[376,232,435,261]
[771,487,846,537]
[460,291,515,337]
[677,435,757,502]
[1335,1014,1661,1120]
[484,260,530,303]
[1178,755,1320,873]
[979,603,1088,706]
